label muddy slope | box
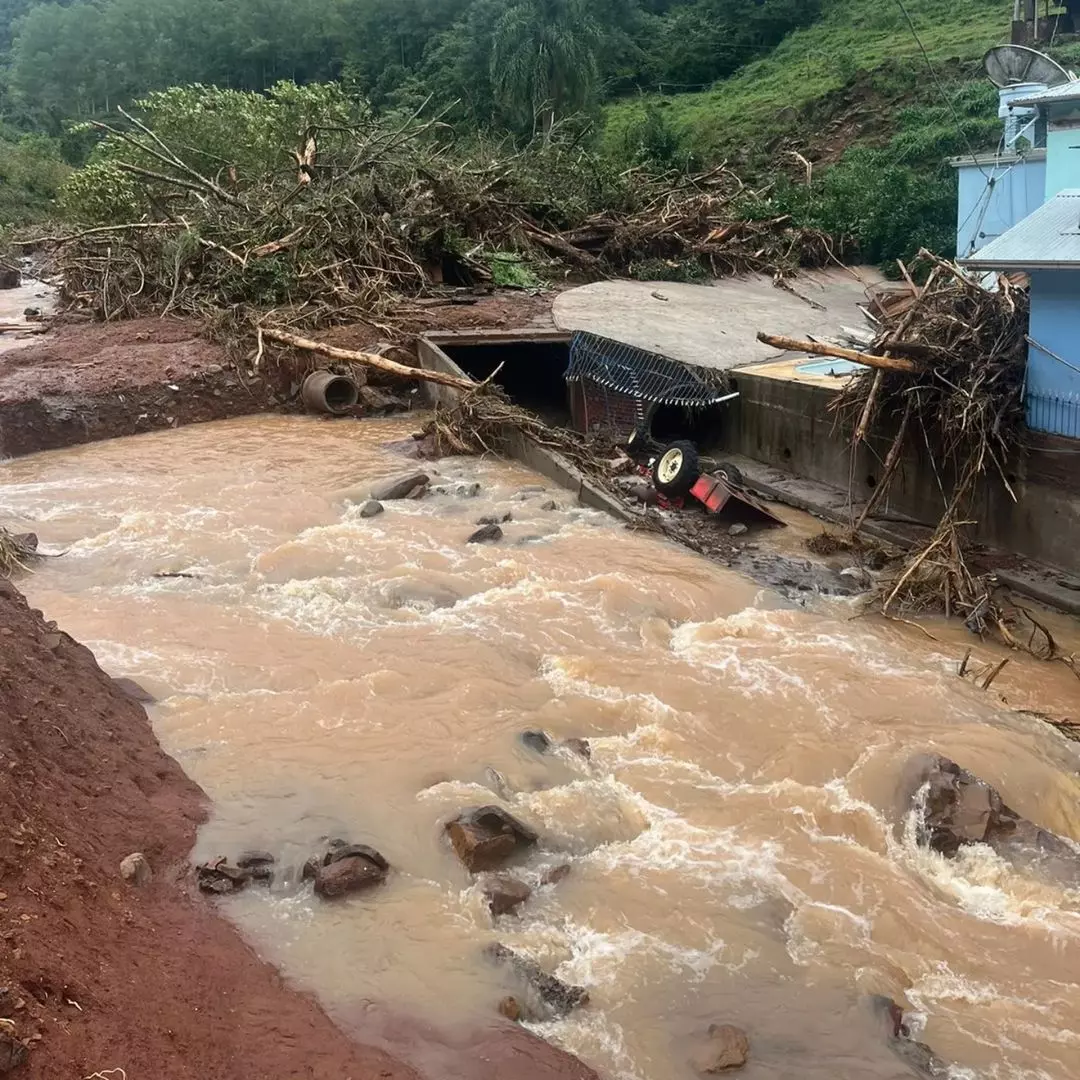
[0,580,596,1080]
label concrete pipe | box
[302,370,359,415]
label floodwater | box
[3,414,1080,1080]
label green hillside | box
[603,0,1015,166]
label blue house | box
[950,82,1048,257]
[958,83,1080,439]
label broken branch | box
[756,332,919,374]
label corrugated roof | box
[1011,81,1080,107]
[959,189,1080,270]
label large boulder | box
[445,806,538,872]
[903,754,1080,885]
[0,265,21,290]
[689,1025,750,1074]
[370,472,429,500]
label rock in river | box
[486,943,589,1018]
[520,729,552,754]
[468,524,503,544]
[690,1025,750,1074]
[903,753,1080,886]
[483,874,532,917]
[445,806,538,872]
[359,500,384,519]
[370,472,429,501]
[314,843,389,899]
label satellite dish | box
[984,45,1072,88]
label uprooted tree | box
[42,81,840,334]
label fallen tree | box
[35,83,842,334]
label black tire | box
[653,441,701,497]
[714,461,743,487]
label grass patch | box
[601,0,1014,165]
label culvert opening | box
[442,340,572,426]
[302,371,360,415]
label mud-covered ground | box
[0,291,555,459]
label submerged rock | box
[467,524,503,544]
[519,729,552,754]
[903,754,1080,885]
[485,943,589,1017]
[540,863,572,886]
[113,677,156,704]
[562,737,591,760]
[477,513,513,526]
[196,860,251,895]
[359,500,384,519]
[314,851,388,899]
[483,874,532,917]
[690,1024,750,1074]
[868,996,950,1079]
[445,806,538,873]
[370,472,429,501]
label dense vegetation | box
[0,0,1075,263]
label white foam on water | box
[526,1010,642,1080]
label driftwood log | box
[260,327,478,392]
[755,332,919,374]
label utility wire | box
[891,0,994,179]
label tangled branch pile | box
[0,529,38,577]
[41,83,839,332]
[833,253,1074,674]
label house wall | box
[1027,270,1080,438]
[954,155,1047,256]
[1045,112,1080,198]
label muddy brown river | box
[3,415,1080,1080]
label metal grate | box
[566,331,728,407]
[1026,389,1080,438]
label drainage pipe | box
[301,370,359,415]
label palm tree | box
[490,0,600,138]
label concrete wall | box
[722,369,1080,574]
[1027,270,1080,438]
[954,154,1046,257]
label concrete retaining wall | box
[724,368,1080,574]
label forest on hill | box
[0,0,1076,264]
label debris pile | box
[783,251,1075,675]
[39,89,839,334]
[0,528,39,577]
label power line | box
[891,0,993,179]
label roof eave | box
[959,258,1080,271]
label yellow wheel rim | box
[657,448,684,485]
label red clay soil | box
[0,293,556,459]
[0,317,280,459]
[0,581,598,1080]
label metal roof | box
[1011,81,1080,107]
[959,189,1080,270]
[566,331,730,407]
[948,148,1046,168]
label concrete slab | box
[551,267,884,373]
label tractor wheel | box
[714,461,743,487]
[653,441,701,497]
